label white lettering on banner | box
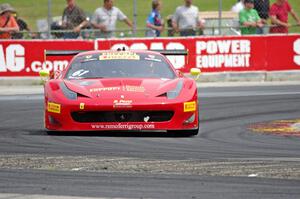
[294,39,300,66]
[0,44,25,72]
[31,60,68,72]
[110,42,185,69]
[196,40,251,68]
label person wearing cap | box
[269,0,300,34]
[0,3,19,39]
[239,0,263,35]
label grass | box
[1,0,299,35]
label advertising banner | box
[0,35,299,77]
[0,40,94,76]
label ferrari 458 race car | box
[40,49,200,135]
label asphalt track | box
[0,84,300,199]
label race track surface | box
[0,85,300,199]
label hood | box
[63,78,182,99]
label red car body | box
[43,50,199,135]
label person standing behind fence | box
[239,0,263,35]
[61,0,88,39]
[0,3,19,39]
[145,0,164,37]
[92,0,133,38]
[172,0,204,37]
[254,0,269,34]
[269,0,300,34]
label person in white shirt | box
[232,0,245,13]
[91,0,132,38]
[172,0,204,36]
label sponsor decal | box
[89,86,145,93]
[90,87,121,92]
[184,101,196,112]
[124,85,145,92]
[99,52,140,60]
[80,103,85,110]
[113,99,133,108]
[145,55,162,62]
[91,123,155,130]
[294,39,300,66]
[47,102,61,114]
[196,40,251,68]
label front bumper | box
[44,100,199,132]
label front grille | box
[71,111,174,123]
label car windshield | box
[65,52,176,80]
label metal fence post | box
[218,0,222,35]
[133,0,137,36]
[47,0,52,39]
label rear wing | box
[44,49,188,57]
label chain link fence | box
[1,0,299,39]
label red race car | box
[40,49,200,135]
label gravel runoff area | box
[1,154,300,180]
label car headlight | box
[60,82,77,100]
[167,80,183,99]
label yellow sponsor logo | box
[80,103,85,110]
[99,52,140,60]
[47,102,61,114]
[184,101,196,112]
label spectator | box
[239,0,263,35]
[269,0,300,34]
[232,0,244,13]
[61,0,88,39]
[166,15,175,36]
[145,0,164,37]
[0,3,19,39]
[172,0,204,37]
[254,0,270,34]
[12,14,37,39]
[91,0,133,38]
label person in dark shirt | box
[254,0,270,34]
[61,0,88,38]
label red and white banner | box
[0,35,299,76]
[96,35,300,73]
[0,40,94,77]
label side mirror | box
[39,70,50,84]
[39,69,50,78]
[190,68,201,80]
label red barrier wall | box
[0,35,299,77]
